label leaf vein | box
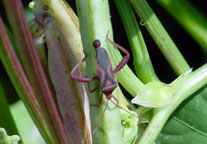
[173,117,207,137]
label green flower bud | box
[131,82,174,107]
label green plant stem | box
[138,64,207,144]
[115,0,159,83]
[76,1,143,97]
[76,0,142,143]
[129,0,190,75]
[157,0,207,52]
[76,1,125,143]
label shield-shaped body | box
[95,48,117,96]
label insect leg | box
[106,34,130,73]
[90,93,103,107]
[70,54,97,82]
[88,81,100,93]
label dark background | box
[0,0,206,103]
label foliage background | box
[0,0,206,101]
[0,0,206,143]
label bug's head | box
[93,40,101,50]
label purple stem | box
[2,0,70,143]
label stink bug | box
[70,36,129,106]
[70,35,133,132]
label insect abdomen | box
[96,48,117,91]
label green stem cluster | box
[115,0,159,83]
[129,0,190,75]
[157,0,207,52]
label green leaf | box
[156,86,207,144]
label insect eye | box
[93,40,101,49]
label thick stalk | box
[115,0,159,83]
[75,1,124,143]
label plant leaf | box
[43,14,92,143]
[156,86,207,144]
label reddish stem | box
[2,0,70,143]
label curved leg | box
[90,93,103,107]
[106,33,130,73]
[88,82,100,93]
[110,96,137,117]
[70,54,97,82]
